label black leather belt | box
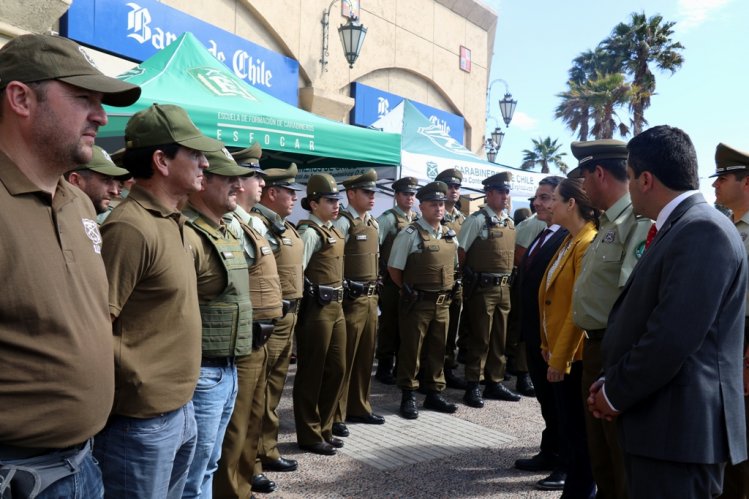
[0,440,86,461]
[415,289,452,305]
[200,356,236,368]
[584,329,606,340]
[345,279,378,298]
[285,298,302,315]
[477,272,512,287]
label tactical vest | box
[442,208,465,235]
[339,211,379,282]
[298,220,344,287]
[237,216,284,321]
[403,224,456,291]
[380,208,414,269]
[187,215,253,357]
[464,208,516,274]
[250,208,304,299]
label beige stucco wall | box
[0,0,497,153]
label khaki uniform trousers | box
[464,284,511,383]
[214,346,267,499]
[396,297,450,392]
[444,286,463,369]
[293,300,346,445]
[376,279,400,363]
[335,294,378,422]
[256,310,297,468]
[582,337,629,499]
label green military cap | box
[435,168,463,186]
[416,181,448,202]
[109,147,125,167]
[391,176,420,194]
[482,171,512,192]
[568,139,628,178]
[204,147,253,176]
[125,104,223,152]
[231,143,262,170]
[306,173,341,199]
[263,163,304,191]
[342,169,378,191]
[710,143,749,177]
[0,34,140,107]
[75,145,131,178]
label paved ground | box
[255,362,560,498]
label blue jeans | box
[183,365,238,499]
[94,402,197,499]
[1,445,103,499]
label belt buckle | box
[500,275,509,286]
[366,284,376,297]
[436,294,446,305]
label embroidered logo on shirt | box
[603,230,617,244]
[82,218,102,254]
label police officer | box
[388,181,460,419]
[568,139,651,499]
[332,170,386,437]
[64,145,131,217]
[375,176,421,384]
[435,168,468,390]
[294,174,347,455]
[711,143,749,499]
[247,161,305,474]
[182,147,254,498]
[459,172,520,408]
[215,148,284,497]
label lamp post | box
[485,78,516,162]
[320,0,367,71]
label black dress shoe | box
[347,413,385,425]
[262,456,298,472]
[423,392,458,413]
[515,372,536,397]
[326,436,344,448]
[375,359,396,384]
[298,442,336,455]
[400,390,419,419]
[444,368,468,389]
[456,348,466,364]
[251,474,277,493]
[463,383,484,408]
[332,422,349,437]
[536,469,566,491]
[483,382,521,402]
[514,452,558,471]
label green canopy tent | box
[98,32,401,170]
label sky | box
[482,0,748,202]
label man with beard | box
[65,145,131,217]
[0,33,139,498]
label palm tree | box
[521,137,568,174]
[603,12,685,135]
[586,72,631,139]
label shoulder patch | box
[405,226,416,234]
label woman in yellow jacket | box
[539,178,598,498]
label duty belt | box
[201,356,236,368]
[415,289,452,305]
[304,283,344,304]
[283,298,302,315]
[584,328,606,340]
[344,279,378,299]
[477,272,512,287]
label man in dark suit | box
[513,176,569,491]
[589,125,749,497]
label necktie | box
[645,224,658,250]
[526,228,551,265]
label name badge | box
[222,251,235,259]
[282,237,292,245]
[427,244,439,252]
[260,246,272,255]
[356,234,368,241]
[327,237,337,244]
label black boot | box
[484,381,521,402]
[423,392,457,413]
[400,390,418,419]
[463,382,484,408]
[444,367,468,390]
[516,372,536,397]
[375,357,396,385]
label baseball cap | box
[75,145,131,178]
[0,34,140,107]
[205,147,254,176]
[125,104,223,152]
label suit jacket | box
[539,222,597,373]
[603,193,748,464]
[518,226,570,350]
